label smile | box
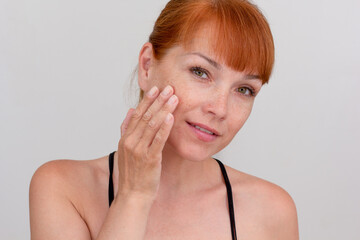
[186,121,219,142]
[191,124,215,135]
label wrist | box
[114,192,155,208]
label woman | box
[29,0,299,239]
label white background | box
[1,0,359,239]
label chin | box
[163,132,218,162]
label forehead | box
[157,26,225,67]
[183,25,224,62]
[159,45,261,84]
[180,24,259,76]
[164,27,257,78]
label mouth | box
[186,121,220,136]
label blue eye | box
[191,67,208,79]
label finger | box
[148,112,174,157]
[137,94,178,148]
[124,86,159,136]
[129,85,174,142]
[121,108,135,137]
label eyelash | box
[237,86,256,97]
[189,66,256,97]
[190,66,209,79]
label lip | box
[186,121,219,142]
[186,121,220,136]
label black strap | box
[108,151,115,207]
[214,158,238,240]
[107,153,237,239]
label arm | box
[29,161,91,240]
[96,194,154,240]
[29,162,154,240]
[265,184,299,240]
[275,192,299,240]
[96,85,178,239]
[30,85,178,239]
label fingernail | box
[161,86,172,96]
[147,86,158,97]
[165,113,173,123]
[167,95,178,105]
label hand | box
[116,85,178,200]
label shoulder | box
[30,159,94,190]
[29,156,109,217]
[224,165,299,239]
[29,157,109,239]
[30,157,108,200]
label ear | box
[138,42,155,91]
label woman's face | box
[141,29,263,162]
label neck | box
[112,144,216,201]
[158,143,213,199]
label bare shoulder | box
[30,156,109,212]
[30,157,107,186]
[224,165,299,240]
[30,158,99,197]
[29,156,108,240]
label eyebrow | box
[187,52,222,70]
[186,52,261,81]
[245,74,261,80]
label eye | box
[237,87,254,96]
[191,66,209,79]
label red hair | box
[141,0,274,99]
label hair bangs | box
[177,0,274,84]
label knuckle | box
[123,140,133,151]
[148,119,157,129]
[156,95,166,104]
[132,109,142,120]
[142,110,152,122]
[153,132,163,144]
[163,103,173,111]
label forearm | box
[96,194,154,240]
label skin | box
[29,27,299,240]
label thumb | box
[121,108,135,137]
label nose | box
[202,88,228,120]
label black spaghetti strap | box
[108,151,115,207]
[107,153,237,239]
[214,158,238,240]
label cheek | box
[149,66,174,91]
[172,81,198,112]
[229,101,254,131]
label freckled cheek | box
[170,88,199,127]
[172,90,192,117]
[153,80,171,91]
[171,81,195,105]
[229,102,253,129]
[150,68,174,90]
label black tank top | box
[108,151,237,240]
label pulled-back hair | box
[140,0,274,100]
